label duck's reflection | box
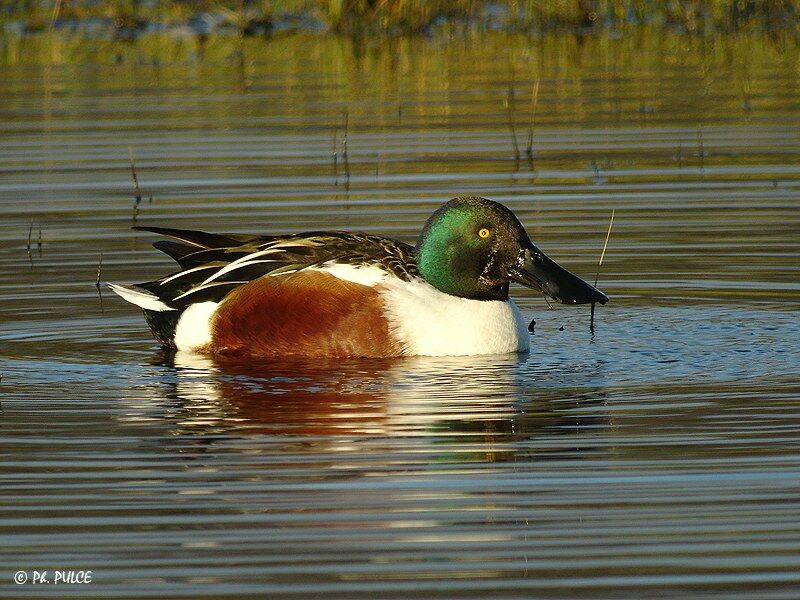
[166,351,395,436]
[145,349,610,460]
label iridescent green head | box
[415,196,609,305]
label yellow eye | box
[478,228,491,239]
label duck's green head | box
[416,196,609,304]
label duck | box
[109,196,608,358]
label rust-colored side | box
[209,270,405,358]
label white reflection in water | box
[128,347,614,455]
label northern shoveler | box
[110,196,608,358]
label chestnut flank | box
[210,270,404,358]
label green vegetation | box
[1,0,799,36]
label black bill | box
[508,244,609,305]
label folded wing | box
[121,226,418,310]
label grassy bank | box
[2,0,799,37]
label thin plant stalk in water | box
[525,77,540,168]
[342,111,350,188]
[96,253,104,313]
[129,146,142,204]
[129,146,142,224]
[590,209,615,333]
[503,88,520,164]
[26,221,34,266]
[332,128,338,181]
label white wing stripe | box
[197,249,287,286]
[107,283,174,312]
[173,280,249,302]
[159,264,221,286]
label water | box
[1,32,800,598]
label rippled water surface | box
[2,32,800,598]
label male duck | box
[110,196,608,358]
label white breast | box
[379,278,530,356]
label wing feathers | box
[133,226,265,249]
[107,283,175,312]
[152,240,199,265]
[117,229,417,309]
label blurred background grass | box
[2,0,798,35]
